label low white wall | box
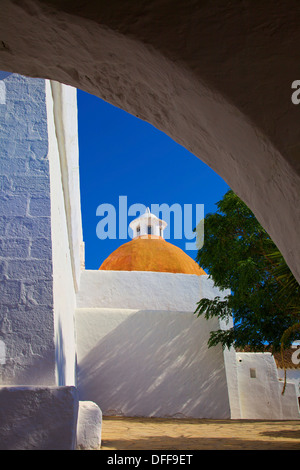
[281,382,300,419]
[277,368,300,398]
[76,271,227,312]
[75,307,232,419]
[236,352,300,420]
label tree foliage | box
[194,190,300,352]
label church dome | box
[99,208,206,275]
[99,236,206,275]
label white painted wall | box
[46,81,82,386]
[75,307,232,419]
[0,74,81,450]
[0,74,56,386]
[75,271,237,418]
[50,82,84,292]
[76,271,228,312]
[236,352,300,420]
[277,368,300,400]
[75,269,300,420]
[0,385,79,450]
[223,347,241,419]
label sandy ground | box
[100,416,300,450]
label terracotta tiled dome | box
[99,235,206,275]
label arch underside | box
[0,0,299,281]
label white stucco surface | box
[236,352,300,420]
[0,74,56,386]
[129,207,167,238]
[0,73,81,449]
[76,271,229,312]
[0,386,78,450]
[278,368,300,398]
[76,401,102,450]
[1,1,300,287]
[46,80,80,386]
[75,269,300,420]
[223,347,241,419]
[0,81,6,104]
[50,81,83,292]
[0,340,5,365]
[75,307,232,419]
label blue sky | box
[77,89,230,270]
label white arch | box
[0,0,299,281]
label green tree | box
[194,190,300,353]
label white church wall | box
[75,307,232,419]
[217,315,242,419]
[75,270,239,419]
[198,277,242,418]
[76,271,226,312]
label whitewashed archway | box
[0,0,299,283]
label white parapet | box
[76,270,229,312]
[236,352,300,420]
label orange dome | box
[99,236,206,275]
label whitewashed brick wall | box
[0,74,56,386]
